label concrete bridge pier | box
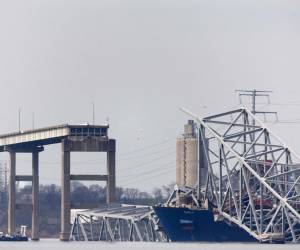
[31,150,40,241]
[6,146,43,240]
[60,138,116,241]
[60,143,70,241]
[107,143,116,204]
[8,151,16,235]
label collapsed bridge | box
[70,204,168,242]
[182,107,300,243]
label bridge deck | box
[0,124,108,150]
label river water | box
[0,240,298,250]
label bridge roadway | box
[0,124,116,241]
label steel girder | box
[69,205,168,242]
[182,107,300,243]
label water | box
[0,239,298,250]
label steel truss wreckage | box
[182,107,300,243]
[69,205,168,242]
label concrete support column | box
[8,151,16,235]
[31,151,39,241]
[60,141,71,241]
[107,140,116,204]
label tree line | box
[0,181,174,237]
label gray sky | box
[0,0,300,192]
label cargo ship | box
[152,120,257,242]
[153,184,256,242]
[153,206,255,242]
[153,110,293,244]
[153,120,257,242]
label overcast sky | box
[0,0,300,192]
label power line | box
[237,91,300,124]
[266,120,300,124]
[120,165,175,186]
[268,102,300,106]
[118,161,174,180]
[39,162,175,184]
[17,137,176,166]
[251,100,300,124]
[33,148,176,183]
[117,151,176,173]
[72,146,175,165]
[119,137,176,156]
[35,145,175,166]
[116,146,174,162]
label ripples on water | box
[0,239,298,250]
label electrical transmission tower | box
[235,89,278,123]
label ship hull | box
[154,206,256,242]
